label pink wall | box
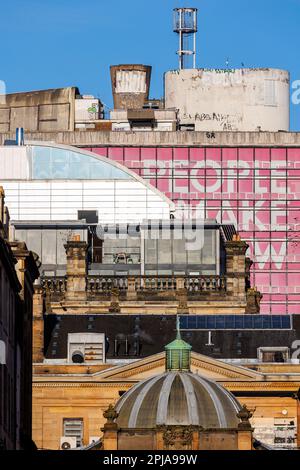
[90,146,300,315]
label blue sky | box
[1,0,299,129]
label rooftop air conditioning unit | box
[60,436,77,450]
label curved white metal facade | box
[0,143,173,224]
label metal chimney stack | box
[173,7,198,70]
[15,127,24,146]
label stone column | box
[191,430,199,450]
[33,285,44,363]
[237,430,253,450]
[127,277,137,300]
[225,234,249,299]
[155,429,165,450]
[176,278,188,315]
[109,288,121,313]
[64,238,88,300]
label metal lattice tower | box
[173,7,198,70]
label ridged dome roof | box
[115,371,241,429]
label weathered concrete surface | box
[165,68,290,132]
[110,64,152,110]
[1,130,300,147]
[0,87,79,133]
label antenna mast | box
[173,7,198,70]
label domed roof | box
[115,371,241,429]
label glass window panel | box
[157,239,172,264]
[32,146,51,179]
[173,239,186,264]
[25,229,42,257]
[32,146,132,180]
[42,230,57,265]
[187,248,201,264]
[145,239,157,264]
[69,152,89,179]
[202,229,216,264]
[51,149,69,179]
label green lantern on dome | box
[165,316,192,371]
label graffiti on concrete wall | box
[194,112,242,131]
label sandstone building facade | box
[0,188,39,449]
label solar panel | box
[282,316,291,328]
[216,316,225,329]
[180,317,188,329]
[253,316,263,329]
[272,316,281,328]
[179,315,292,330]
[244,316,253,329]
[189,317,197,329]
[225,316,234,329]
[262,316,272,329]
[207,317,216,329]
[235,316,244,329]
[196,316,206,329]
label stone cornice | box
[2,130,300,148]
[190,359,250,379]
[32,380,300,392]
[222,382,300,391]
[33,352,265,381]
[33,382,133,388]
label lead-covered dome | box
[115,371,241,429]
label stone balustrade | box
[41,276,66,294]
[41,274,227,297]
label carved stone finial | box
[237,404,255,429]
[103,404,119,423]
[245,287,263,314]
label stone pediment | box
[94,351,263,382]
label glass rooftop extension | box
[32,146,132,180]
